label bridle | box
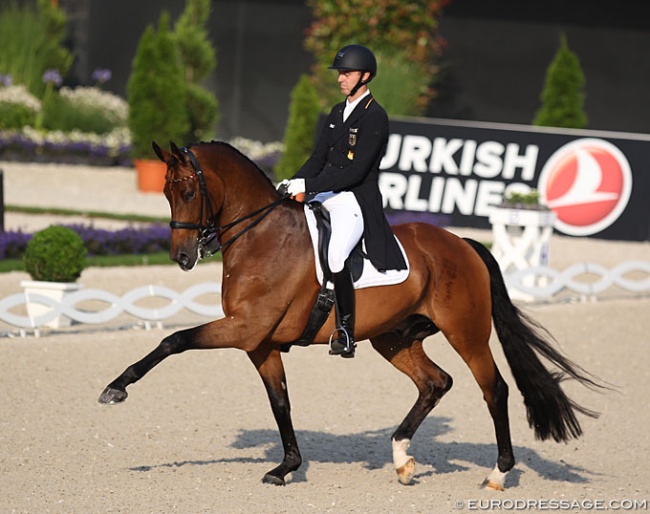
[167,146,286,257]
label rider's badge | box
[347,150,354,160]
[349,127,358,147]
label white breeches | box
[312,191,364,273]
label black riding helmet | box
[328,44,377,96]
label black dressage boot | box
[329,266,356,358]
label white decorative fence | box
[0,282,223,337]
[1,262,649,337]
[504,261,650,300]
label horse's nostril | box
[176,252,190,268]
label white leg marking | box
[392,438,416,485]
[483,464,507,491]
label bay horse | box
[99,140,601,489]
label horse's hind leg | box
[449,335,514,491]
[248,345,302,486]
[371,332,453,485]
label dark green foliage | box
[39,93,117,134]
[275,74,322,181]
[23,226,87,282]
[533,34,588,129]
[0,101,37,130]
[127,12,189,160]
[173,0,219,142]
[0,0,73,98]
[36,0,73,88]
[185,83,218,142]
[305,0,447,115]
[371,51,433,117]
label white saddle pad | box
[303,204,410,290]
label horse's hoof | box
[98,386,128,405]
[396,456,416,485]
[481,478,505,491]
[262,473,286,486]
[481,465,507,491]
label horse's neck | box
[220,199,309,270]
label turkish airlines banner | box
[379,117,650,241]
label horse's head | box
[153,140,284,272]
[153,141,223,271]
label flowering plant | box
[228,137,284,173]
[0,84,41,130]
[0,223,171,260]
[91,68,112,85]
[59,86,128,127]
[42,69,63,87]
[0,126,131,165]
[0,67,133,164]
[0,64,281,168]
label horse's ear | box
[169,141,188,164]
[152,141,169,163]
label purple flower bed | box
[0,223,171,260]
[0,230,31,259]
[0,131,132,167]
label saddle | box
[310,201,365,285]
[280,201,362,352]
[280,201,409,353]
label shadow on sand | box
[128,415,601,488]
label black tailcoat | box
[294,95,407,271]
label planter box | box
[134,159,167,193]
[20,280,83,329]
[489,207,555,228]
[489,207,557,301]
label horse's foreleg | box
[371,334,453,485]
[98,328,198,405]
[248,345,302,486]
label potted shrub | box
[21,225,87,328]
[127,11,189,192]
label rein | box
[168,146,286,256]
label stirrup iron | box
[328,326,356,356]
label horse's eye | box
[184,190,196,202]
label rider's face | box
[337,70,369,97]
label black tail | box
[464,238,604,443]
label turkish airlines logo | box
[538,138,632,236]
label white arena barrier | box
[1,263,649,337]
[0,282,223,337]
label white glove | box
[275,179,289,192]
[286,178,306,197]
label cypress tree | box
[173,0,219,142]
[127,11,189,159]
[533,34,588,129]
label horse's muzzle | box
[172,244,200,271]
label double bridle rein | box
[167,146,286,256]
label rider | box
[278,44,407,358]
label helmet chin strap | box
[349,73,371,98]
